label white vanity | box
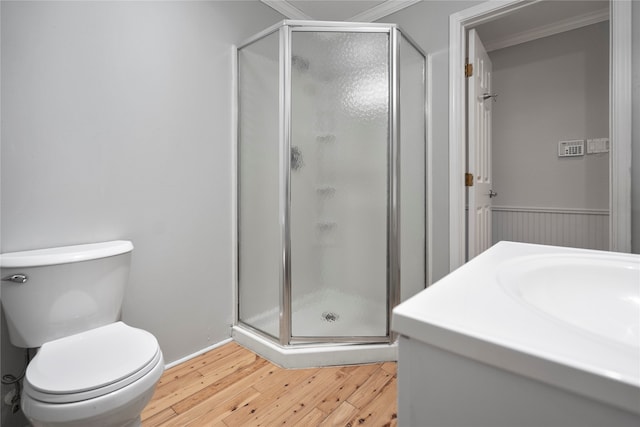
[392,241,640,427]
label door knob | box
[488,190,498,198]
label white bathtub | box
[392,241,640,427]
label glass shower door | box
[289,30,390,340]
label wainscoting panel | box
[491,206,609,251]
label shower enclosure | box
[235,21,426,367]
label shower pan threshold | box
[232,325,398,369]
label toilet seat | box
[24,322,161,404]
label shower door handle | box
[291,146,303,171]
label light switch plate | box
[587,138,609,154]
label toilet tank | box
[0,241,133,348]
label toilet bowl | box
[0,241,164,426]
[21,322,164,427]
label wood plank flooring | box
[141,342,397,427]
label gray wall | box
[490,22,610,210]
[1,3,282,424]
[632,0,640,254]
[383,0,640,275]
[379,0,483,282]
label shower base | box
[232,325,397,368]
[245,288,387,337]
[234,289,396,368]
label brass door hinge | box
[465,173,474,187]
[465,63,473,78]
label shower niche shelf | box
[316,134,336,144]
[316,186,336,197]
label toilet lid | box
[25,322,160,401]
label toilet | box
[0,241,164,427]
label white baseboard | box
[164,338,233,370]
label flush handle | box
[2,274,28,284]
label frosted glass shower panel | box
[237,32,281,338]
[290,31,390,338]
[399,34,427,301]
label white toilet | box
[0,241,164,427]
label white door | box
[467,29,494,260]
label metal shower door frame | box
[282,22,397,346]
[236,21,427,348]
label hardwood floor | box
[141,342,397,426]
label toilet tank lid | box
[0,241,133,268]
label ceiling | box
[261,0,609,51]
[475,0,609,51]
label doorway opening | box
[449,0,632,269]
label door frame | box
[449,0,633,270]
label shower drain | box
[321,311,340,322]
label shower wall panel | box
[399,34,427,302]
[238,32,281,338]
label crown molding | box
[261,0,420,23]
[260,0,312,20]
[349,0,421,22]
[484,7,609,52]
